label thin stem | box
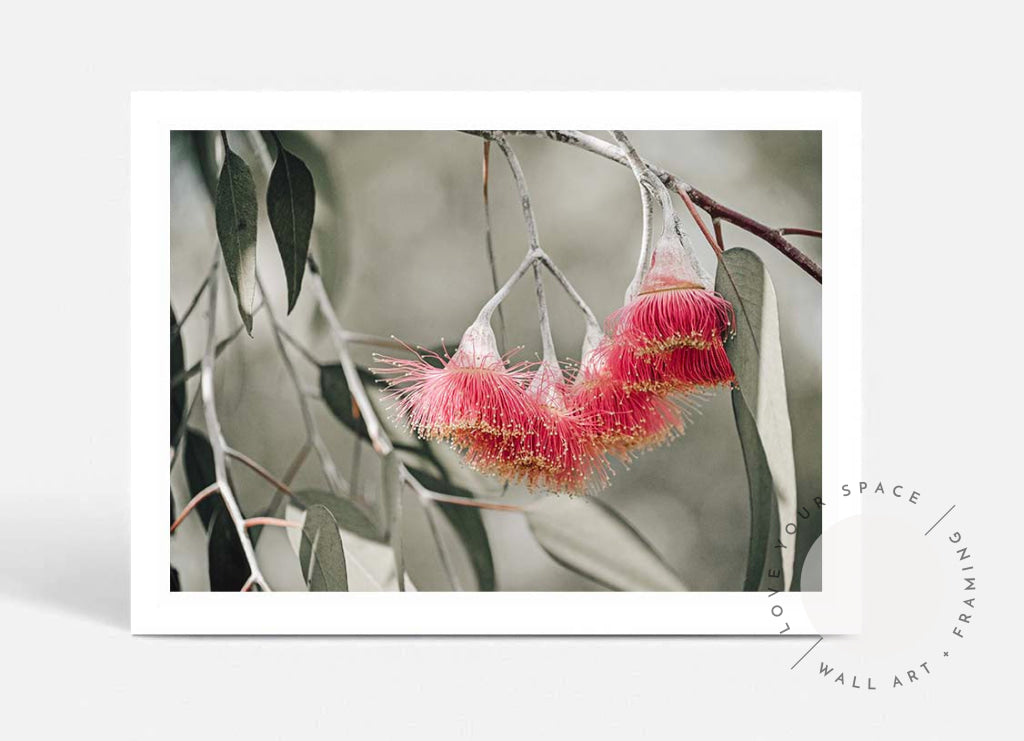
[613,131,713,289]
[536,253,601,334]
[172,313,260,388]
[199,256,269,591]
[337,331,410,352]
[778,227,822,238]
[171,251,218,340]
[257,271,349,498]
[611,130,657,296]
[244,517,301,529]
[169,381,201,471]
[417,489,524,513]
[350,436,363,503]
[169,482,219,534]
[422,497,463,591]
[307,266,393,456]
[676,185,724,257]
[476,250,540,324]
[462,130,823,283]
[225,447,296,498]
[493,134,557,365]
[251,441,311,541]
[713,217,726,251]
[481,141,507,353]
[277,325,321,366]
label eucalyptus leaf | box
[381,452,405,591]
[406,467,495,591]
[267,139,315,314]
[320,364,369,440]
[170,308,185,447]
[208,508,249,591]
[284,501,413,592]
[732,390,781,590]
[299,504,348,591]
[525,497,687,591]
[293,489,386,544]
[715,248,798,589]
[183,428,220,529]
[215,137,258,335]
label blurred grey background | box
[170,130,821,591]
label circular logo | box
[787,482,978,690]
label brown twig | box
[170,482,219,534]
[244,517,301,529]
[713,217,726,251]
[676,185,724,257]
[778,227,822,238]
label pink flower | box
[608,235,735,389]
[460,360,608,494]
[374,321,534,443]
[605,340,734,394]
[569,338,687,459]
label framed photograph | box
[132,91,861,634]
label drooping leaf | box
[320,364,369,440]
[183,428,220,529]
[215,136,258,335]
[266,138,315,313]
[715,248,798,589]
[732,390,781,590]
[284,501,414,591]
[208,508,249,591]
[299,504,348,591]
[381,452,405,591]
[171,308,186,447]
[293,489,386,544]
[525,497,687,591]
[406,467,495,591]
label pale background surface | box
[170,128,822,592]
[1,2,1020,738]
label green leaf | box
[266,138,315,314]
[170,308,186,447]
[320,364,370,440]
[406,467,496,591]
[732,390,783,590]
[525,497,688,591]
[208,507,249,591]
[299,504,349,591]
[715,248,798,589]
[183,428,220,529]
[215,136,259,335]
[293,489,386,544]
[381,452,405,591]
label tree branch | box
[199,256,270,591]
[462,130,822,283]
